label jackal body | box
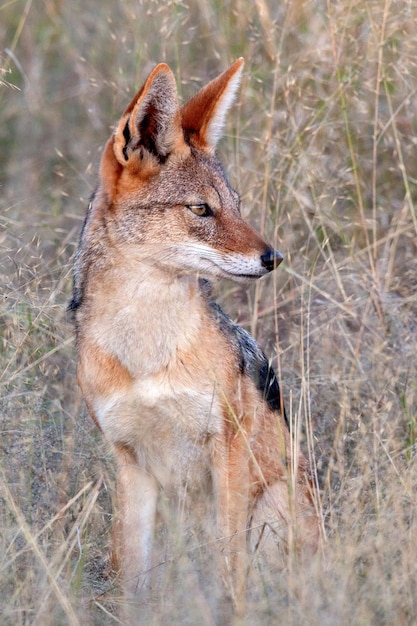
[71,59,318,608]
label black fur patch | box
[257,359,283,414]
[68,289,82,313]
[122,119,131,161]
[68,192,96,314]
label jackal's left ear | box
[180,58,244,153]
[113,63,183,167]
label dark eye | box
[187,203,213,217]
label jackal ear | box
[113,64,183,166]
[180,58,244,153]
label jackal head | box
[98,59,282,282]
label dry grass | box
[1,0,417,624]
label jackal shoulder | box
[201,280,285,420]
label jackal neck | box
[85,267,205,377]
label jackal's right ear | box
[180,58,244,153]
[113,64,183,167]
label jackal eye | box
[187,203,213,217]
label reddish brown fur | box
[72,60,320,621]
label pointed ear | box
[180,58,244,153]
[113,63,183,167]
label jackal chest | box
[95,373,224,490]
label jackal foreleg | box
[212,435,250,612]
[113,444,158,598]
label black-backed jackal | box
[71,59,319,619]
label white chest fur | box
[95,370,223,491]
[88,271,227,491]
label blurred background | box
[1,1,417,624]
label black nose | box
[261,248,283,272]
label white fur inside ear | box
[132,72,177,135]
[205,64,243,149]
[127,66,179,158]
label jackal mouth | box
[204,260,268,282]
[220,269,266,281]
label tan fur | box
[72,59,319,619]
